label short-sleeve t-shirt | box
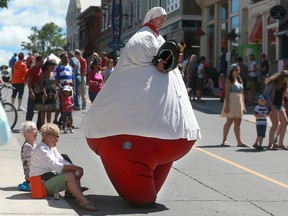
[55,64,75,86]
[26,66,42,87]
[11,61,27,84]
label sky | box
[0,0,69,66]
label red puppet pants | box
[87,135,195,204]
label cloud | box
[0,0,69,66]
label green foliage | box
[21,22,68,57]
[0,0,9,8]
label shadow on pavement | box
[66,194,169,216]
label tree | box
[0,0,9,8]
[21,22,68,57]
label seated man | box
[29,123,97,211]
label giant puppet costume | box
[80,7,201,207]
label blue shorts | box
[256,125,267,138]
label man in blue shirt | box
[68,51,81,111]
[9,53,17,75]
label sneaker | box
[63,129,68,134]
[18,181,30,191]
[73,106,81,111]
[82,106,86,110]
[253,143,260,150]
[17,107,25,111]
[258,146,264,151]
[69,128,75,133]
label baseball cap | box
[258,95,267,100]
[63,85,72,92]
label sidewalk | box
[0,131,77,215]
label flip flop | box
[237,143,248,147]
[220,143,230,147]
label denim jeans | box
[73,75,81,108]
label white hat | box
[63,85,72,92]
[143,7,167,25]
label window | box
[221,3,228,19]
[231,0,239,14]
[166,0,180,13]
[207,5,215,22]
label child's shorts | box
[256,125,267,138]
[62,112,72,118]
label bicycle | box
[0,84,18,130]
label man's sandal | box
[78,201,97,211]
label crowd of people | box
[3,49,116,132]
[180,49,288,151]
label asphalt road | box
[9,88,288,216]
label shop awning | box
[249,16,262,42]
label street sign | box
[270,5,286,19]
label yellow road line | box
[195,147,288,189]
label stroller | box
[1,67,10,82]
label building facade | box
[66,0,101,52]
[196,0,288,73]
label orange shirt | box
[11,61,27,84]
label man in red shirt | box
[75,49,87,109]
[25,51,36,69]
[25,56,44,125]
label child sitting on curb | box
[253,95,269,151]
[18,121,38,191]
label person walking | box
[53,52,75,125]
[221,63,247,147]
[11,52,27,111]
[263,70,288,150]
[75,49,87,110]
[259,53,270,92]
[196,56,206,103]
[88,58,104,102]
[35,60,57,127]
[68,51,81,111]
[25,56,44,123]
[186,54,198,101]
[61,85,74,134]
[9,53,17,75]
[253,95,269,151]
[248,53,258,103]
[80,7,200,207]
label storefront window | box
[207,5,215,22]
[231,0,239,14]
